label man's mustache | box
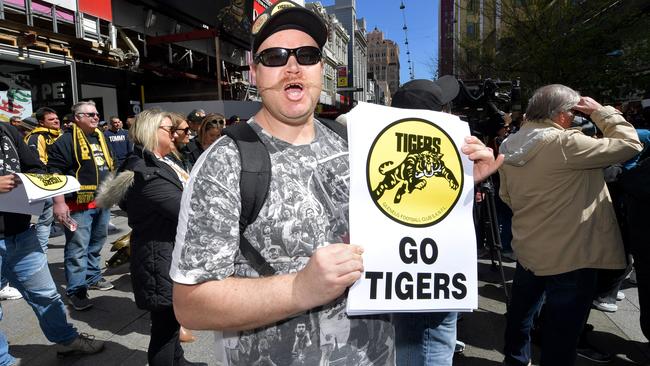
[258,78,319,94]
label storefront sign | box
[337,66,348,88]
[78,0,112,21]
[42,0,77,11]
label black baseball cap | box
[392,76,460,111]
[251,0,328,54]
[187,109,205,124]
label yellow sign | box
[366,118,463,227]
[23,173,68,191]
[337,66,348,87]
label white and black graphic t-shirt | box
[171,119,395,366]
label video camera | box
[452,79,521,140]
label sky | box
[311,0,439,84]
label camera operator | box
[498,84,642,366]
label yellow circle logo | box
[23,173,68,191]
[271,2,297,15]
[367,118,463,227]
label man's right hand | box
[292,243,364,310]
[0,174,17,193]
[53,199,70,224]
[573,96,603,116]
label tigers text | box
[395,132,441,153]
[364,236,467,300]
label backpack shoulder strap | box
[222,123,276,276]
[317,117,348,142]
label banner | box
[337,66,348,88]
[345,102,478,315]
[0,173,80,215]
[0,90,33,122]
[78,0,112,21]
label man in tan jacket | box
[498,84,642,366]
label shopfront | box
[0,45,76,121]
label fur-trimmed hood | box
[95,170,134,208]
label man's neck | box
[110,128,119,133]
[77,125,96,136]
[254,109,315,145]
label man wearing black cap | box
[170,2,501,365]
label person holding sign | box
[169,2,502,366]
[499,85,642,366]
[389,77,477,366]
[0,123,104,365]
[48,101,116,311]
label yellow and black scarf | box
[72,124,114,204]
[24,127,62,163]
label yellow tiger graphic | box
[371,150,459,204]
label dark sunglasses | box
[77,112,100,118]
[205,119,225,127]
[174,126,191,134]
[254,46,322,67]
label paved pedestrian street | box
[2,208,649,365]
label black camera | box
[451,79,521,140]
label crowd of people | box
[1,1,649,366]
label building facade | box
[0,0,282,123]
[367,27,400,98]
[306,2,349,109]
[325,0,368,104]
[438,0,499,79]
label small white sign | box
[345,102,478,315]
[0,173,80,215]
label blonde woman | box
[96,109,203,366]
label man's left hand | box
[461,136,504,183]
[0,174,18,193]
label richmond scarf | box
[72,123,114,204]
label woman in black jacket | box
[97,109,202,366]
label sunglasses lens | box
[296,47,321,65]
[260,48,289,67]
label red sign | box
[253,0,279,20]
[78,0,112,22]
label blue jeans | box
[394,312,457,366]
[0,228,78,365]
[503,263,597,366]
[63,208,110,296]
[36,198,54,253]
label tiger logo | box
[371,149,459,204]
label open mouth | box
[284,82,304,100]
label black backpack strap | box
[317,117,348,142]
[223,123,276,276]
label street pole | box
[215,36,222,100]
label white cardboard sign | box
[345,102,478,315]
[0,173,80,215]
